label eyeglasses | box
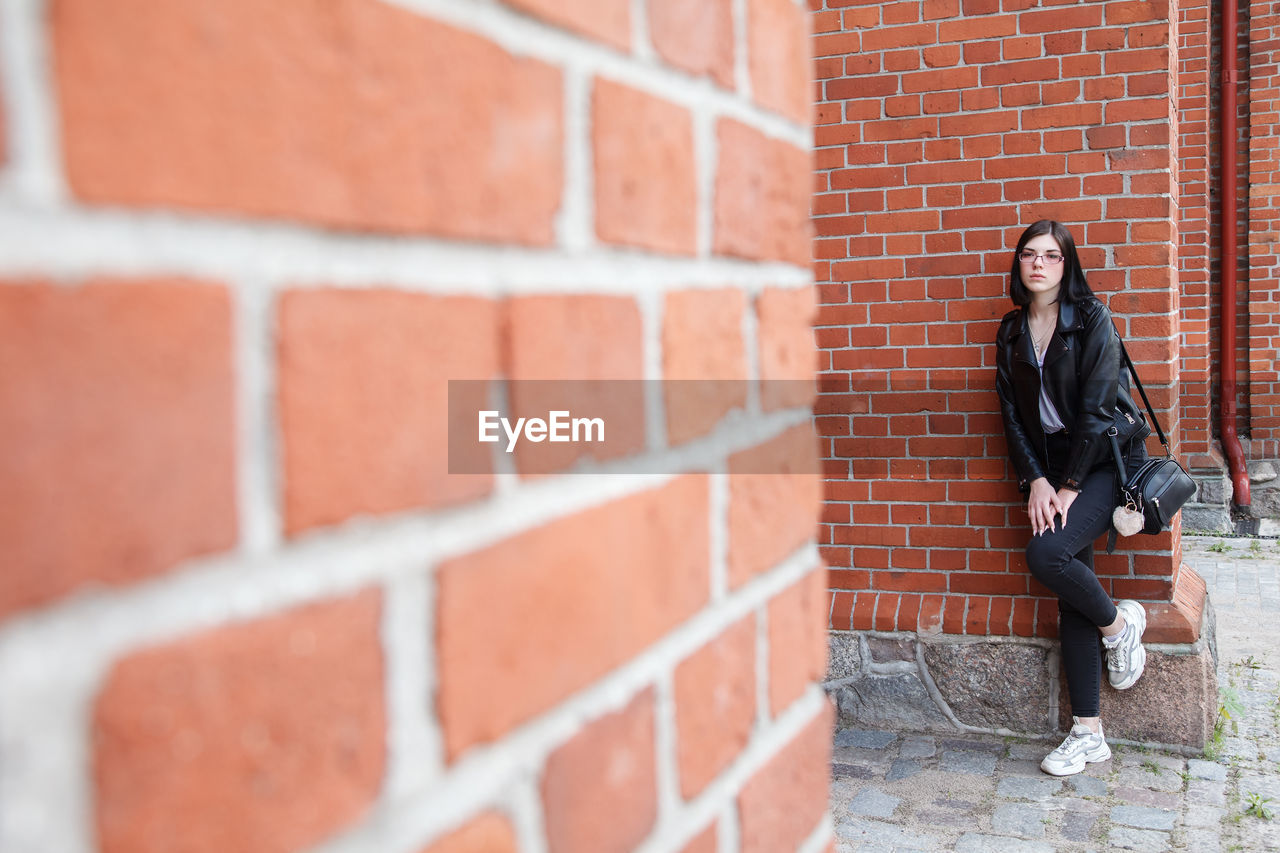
[1018,250,1064,265]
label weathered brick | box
[769,566,830,714]
[54,0,562,242]
[0,280,235,619]
[749,0,812,123]
[758,286,819,410]
[505,0,630,50]
[715,119,812,266]
[728,425,824,588]
[94,591,385,853]
[278,290,498,534]
[737,704,834,853]
[675,615,757,798]
[664,289,748,443]
[542,690,657,853]
[649,0,734,86]
[436,476,709,759]
[504,294,647,472]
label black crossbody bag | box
[1107,341,1196,536]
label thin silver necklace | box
[1031,308,1057,357]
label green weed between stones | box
[1245,792,1275,820]
[1208,687,1247,759]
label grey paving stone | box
[1183,804,1226,828]
[831,762,879,780]
[834,728,897,750]
[941,749,998,775]
[1116,765,1184,793]
[1181,828,1221,853]
[834,817,936,849]
[886,758,923,782]
[1059,810,1097,843]
[900,735,937,759]
[1240,771,1280,801]
[931,796,982,812]
[941,737,1004,753]
[992,803,1049,839]
[1107,826,1172,852]
[1006,742,1045,761]
[914,808,975,829]
[996,775,1062,801]
[1186,779,1227,806]
[1113,787,1181,809]
[999,758,1047,778]
[1110,804,1177,831]
[953,833,1054,853]
[1068,774,1109,797]
[1187,758,1228,781]
[847,787,901,819]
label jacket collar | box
[1013,300,1078,366]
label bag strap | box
[1113,327,1173,456]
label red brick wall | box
[1249,0,1280,456]
[1176,0,1219,469]
[0,2,833,851]
[811,0,1193,640]
[1179,0,1280,471]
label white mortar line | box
[0,0,65,207]
[710,472,731,603]
[235,279,282,555]
[0,671,93,852]
[0,207,811,293]
[653,671,683,837]
[631,0,654,61]
[695,109,718,259]
[755,600,772,727]
[381,571,440,804]
[511,776,551,853]
[557,63,594,253]
[719,801,741,853]
[640,289,669,450]
[733,0,752,100]
[742,294,763,414]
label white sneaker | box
[1040,718,1112,776]
[1106,600,1147,690]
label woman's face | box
[1018,234,1065,301]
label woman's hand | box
[1027,478,1063,536]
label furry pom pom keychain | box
[1112,498,1144,537]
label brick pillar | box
[0,1,832,851]
[812,0,1214,747]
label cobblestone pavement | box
[828,535,1280,852]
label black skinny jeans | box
[1025,432,1143,719]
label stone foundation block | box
[1058,644,1217,748]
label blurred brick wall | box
[0,2,833,851]
[810,0,1199,642]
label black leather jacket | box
[995,296,1146,492]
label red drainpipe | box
[1219,0,1251,509]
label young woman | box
[994,220,1150,776]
